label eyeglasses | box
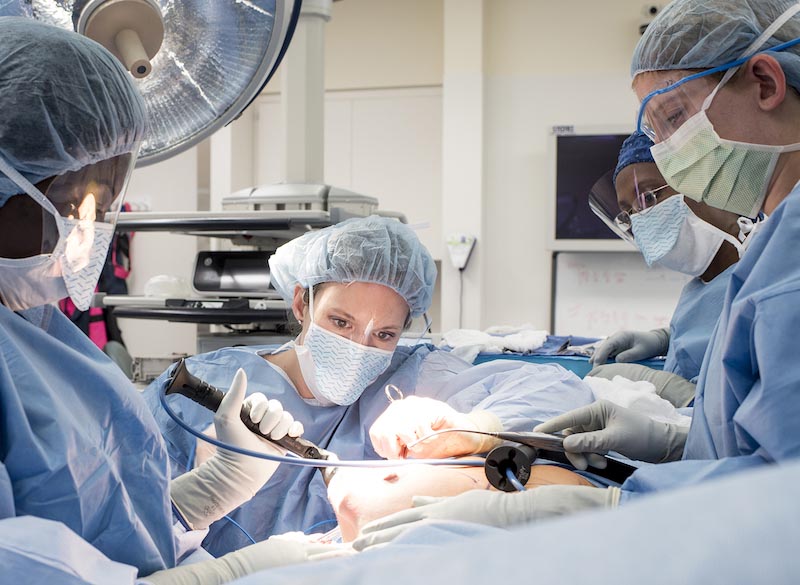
[614,184,670,233]
[636,36,800,142]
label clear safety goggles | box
[588,169,670,243]
[39,148,139,255]
[636,36,800,142]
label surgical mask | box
[631,195,744,276]
[294,288,394,406]
[645,9,800,217]
[0,152,135,312]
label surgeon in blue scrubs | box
[351,0,800,548]
[0,18,341,585]
[144,214,597,557]
[588,131,750,407]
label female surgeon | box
[352,0,800,549]
[0,17,346,585]
[587,130,749,407]
[144,214,596,557]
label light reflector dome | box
[2,0,300,165]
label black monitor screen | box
[555,133,629,239]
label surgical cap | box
[0,17,146,203]
[632,0,800,93]
[613,131,655,185]
[269,216,437,318]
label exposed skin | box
[615,162,741,282]
[633,54,800,214]
[327,462,593,542]
[264,282,409,399]
[0,178,55,259]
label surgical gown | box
[623,186,800,496]
[0,304,177,575]
[144,343,594,556]
[662,264,734,383]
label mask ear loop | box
[0,155,62,234]
[703,3,800,112]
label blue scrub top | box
[663,264,735,383]
[0,304,176,575]
[144,343,595,556]
[623,185,800,496]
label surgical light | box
[2,0,301,165]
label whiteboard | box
[553,252,691,338]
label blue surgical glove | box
[352,486,620,551]
[590,328,670,365]
[535,399,688,470]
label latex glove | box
[369,395,502,459]
[145,535,354,585]
[590,328,670,365]
[588,363,696,408]
[353,485,620,551]
[170,369,304,530]
[534,399,688,470]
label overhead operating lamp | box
[1,0,301,165]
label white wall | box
[119,147,199,358]
[479,0,644,331]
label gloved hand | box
[352,485,620,551]
[590,328,670,365]
[145,534,354,584]
[588,363,696,408]
[534,399,688,470]
[170,369,304,530]
[369,395,502,459]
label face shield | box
[636,36,800,143]
[0,145,140,311]
[588,168,671,244]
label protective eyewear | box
[587,169,635,244]
[636,36,800,142]
[614,183,670,232]
[40,148,139,255]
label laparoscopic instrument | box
[408,429,638,491]
[163,360,635,492]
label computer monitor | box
[547,125,637,251]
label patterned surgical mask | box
[295,322,393,406]
[0,157,115,312]
[294,287,394,406]
[631,195,743,277]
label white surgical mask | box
[0,157,113,312]
[293,287,394,406]
[632,194,744,277]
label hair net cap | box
[613,131,656,185]
[632,0,800,93]
[269,216,437,318]
[0,17,147,204]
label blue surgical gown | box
[0,304,177,575]
[623,186,800,497]
[143,343,594,556]
[662,264,734,383]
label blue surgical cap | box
[269,216,437,318]
[613,131,655,185]
[0,17,147,204]
[632,0,800,92]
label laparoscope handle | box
[165,360,328,461]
